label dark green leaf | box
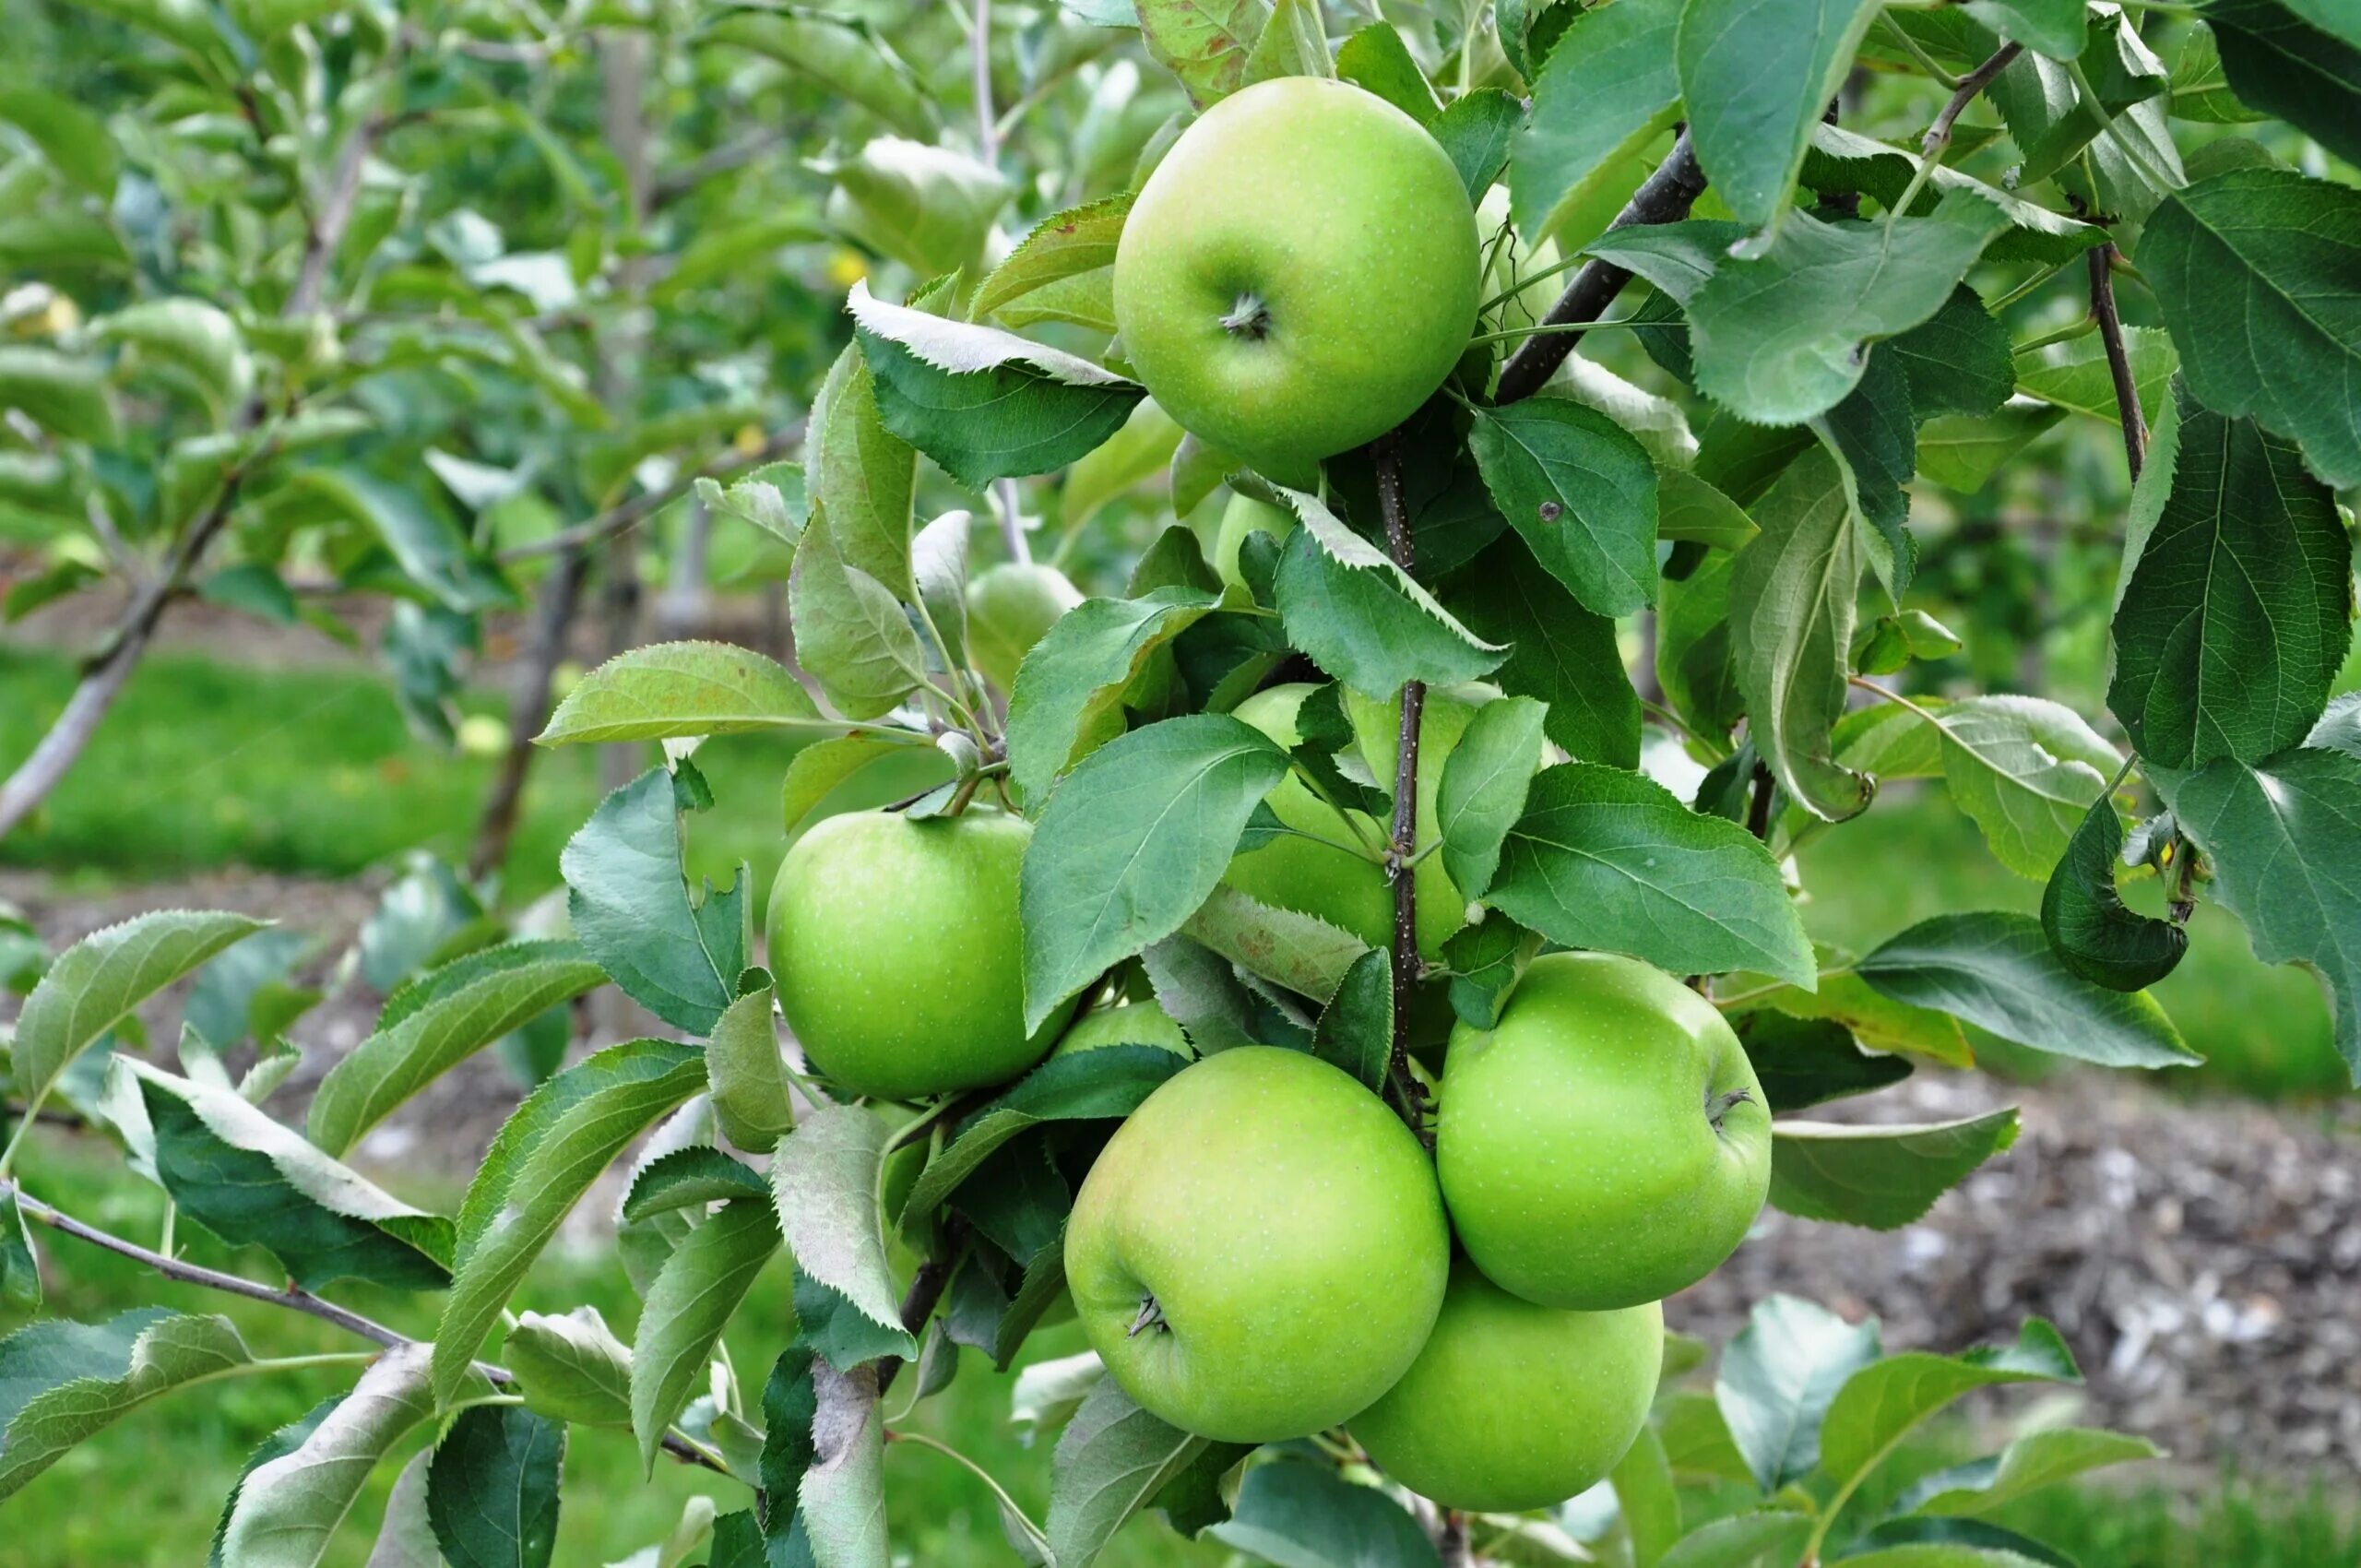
[1431,88,1524,200]
[1964,0,2084,57]
[1272,488,1506,699]
[429,1405,565,1568]
[1839,1517,2077,1566]
[0,1189,34,1310]
[1799,123,2103,267]
[1468,398,1660,617]
[2203,0,2361,166]
[1436,694,1548,898]
[1335,23,1440,125]
[1206,1458,1442,1567]
[1768,1109,2020,1229]
[621,1146,770,1222]
[1676,0,1884,227]
[1511,0,1681,238]
[1006,587,1219,805]
[1441,533,1641,766]
[1442,916,1542,1029]
[905,1046,1189,1218]
[1311,948,1394,1093]
[1735,1010,1913,1112]
[562,767,748,1037]
[2041,798,2189,992]
[1890,288,2013,420]
[632,1199,779,1473]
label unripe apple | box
[1050,998,1192,1059]
[1437,951,1771,1310]
[967,562,1083,693]
[1220,683,1393,948]
[1112,77,1480,478]
[1350,1258,1663,1511]
[765,809,1074,1099]
[1212,493,1296,592]
[1065,1047,1449,1443]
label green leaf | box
[1006,587,1218,805]
[757,1347,819,1550]
[1729,448,1873,821]
[1816,350,1918,595]
[699,461,807,552]
[1897,1426,2163,1517]
[1048,1379,1226,1568]
[1442,532,1642,767]
[0,86,116,196]
[0,346,117,445]
[1856,911,2198,1068]
[2204,0,2361,166]
[2152,743,2361,1078]
[1488,763,1817,987]
[433,1040,706,1404]
[1431,88,1524,200]
[903,1046,1187,1218]
[1964,0,2084,57]
[1656,1511,1815,1568]
[701,10,933,135]
[1659,469,1760,550]
[563,767,748,1037]
[2142,166,2361,489]
[1690,193,2011,426]
[428,1405,565,1568]
[1914,406,2067,494]
[0,1312,252,1501]
[2107,387,2351,770]
[1066,401,1186,529]
[1442,915,1542,1029]
[539,642,834,746]
[1736,1009,1914,1111]
[0,1188,35,1310]
[1675,0,1884,228]
[7,909,262,1130]
[1335,23,1440,125]
[1767,1110,2020,1230]
[770,1103,917,1364]
[706,981,795,1155]
[302,469,511,613]
[829,139,1008,279]
[1181,885,1372,1004]
[800,1359,888,1568]
[806,339,918,600]
[96,298,248,410]
[1241,0,1330,85]
[218,1344,443,1568]
[632,1199,779,1473]
[210,1396,340,1568]
[852,284,1145,488]
[1511,0,1681,239]
[1914,695,2122,881]
[1207,1457,1440,1567]
[1799,123,2104,267]
[1020,713,1291,1031]
[790,504,931,722]
[1135,0,1268,106]
[2041,798,2189,992]
[1714,1293,1882,1492]
[129,1063,453,1291]
[308,944,604,1157]
[1890,288,2014,420]
[1841,1518,2078,1565]
[780,731,924,833]
[2015,327,2177,426]
[1271,487,1505,700]
[974,194,1134,323]
[1437,695,1548,898]
[1468,397,1660,617]
[623,1147,769,1222]
[1817,1322,2081,1491]
[1612,1426,1682,1568]
[1311,948,1394,1094]
[506,1308,633,1429]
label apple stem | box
[1218,291,1273,340]
[1706,1087,1756,1132]
[1374,430,1434,1143]
[1126,1293,1168,1338]
[1436,1509,1471,1566]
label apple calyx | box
[1219,292,1273,341]
[1704,1087,1755,1133]
[1126,1293,1169,1338]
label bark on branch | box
[2086,241,2147,481]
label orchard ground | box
[0,608,2356,1564]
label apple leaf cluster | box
[2,0,2357,1563]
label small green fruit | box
[967,562,1083,693]
[766,809,1074,1099]
[1350,1258,1663,1512]
[1438,951,1771,1310]
[1065,1047,1449,1443]
[1051,998,1192,1059]
[1220,683,1392,948]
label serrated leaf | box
[2014,327,2177,425]
[1658,468,1760,550]
[1737,1011,1913,1112]
[563,767,748,1036]
[1335,23,1440,125]
[633,1200,779,1474]
[1897,1426,2163,1517]
[779,731,925,833]
[2107,386,2351,770]
[0,1189,35,1310]
[1714,1294,1881,1492]
[1964,0,2085,57]
[2142,167,2361,489]
[1915,405,2067,494]
[0,1313,252,1501]
[1442,915,1542,1029]
[364,1448,438,1568]
[2041,798,2189,992]
[8,909,262,1127]
[1437,695,1547,898]
[218,1344,444,1568]
[903,1046,1186,1219]
[1021,714,1291,1031]
[1511,0,1681,240]
[1207,1457,1440,1566]
[706,982,794,1154]
[1817,1322,2080,1492]
[974,194,1134,322]
[1442,532,1641,767]
[539,643,833,746]
[790,505,931,723]
[434,1040,706,1403]
[1799,123,2103,267]
[1902,695,2122,880]
[308,945,603,1157]
[1489,763,1817,986]
[1048,1379,1224,1568]
[801,1359,888,1568]
[1675,0,1884,228]
[770,1103,916,1364]
[2204,0,2361,166]
[1431,88,1523,199]
[806,339,918,600]
[507,1308,633,1429]
[1468,398,1660,617]
[622,1146,770,1222]
[1006,587,1218,805]
[1856,911,2198,1068]
[1135,0,1268,106]
[1311,948,1393,1093]
[1767,1110,2020,1230]
[1270,487,1505,700]
[1180,884,1372,1004]
[428,1405,564,1568]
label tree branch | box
[1494,131,1707,404]
[874,1233,961,1397]
[2,1178,729,1473]
[469,542,588,880]
[1373,434,1430,1135]
[495,427,801,563]
[2086,241,2147,481]
[1925,42,2021,164]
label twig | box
[469,542,588,879]
[1494,130,1707,403]
[1372,434,1430,1136]
[1437,1510,1472,1567]
[1744,759,1774,843]
[290,111,389,317]
[2086,241,2148,481]
[1884,42,2022,233]
[495,427,801,563]
[2,1178,730,1473]
[874,1238,959,1397]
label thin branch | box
[652,130,789,209]
[2,1178,729,1473]
[874,1236,960,1397]
[1744,759,1774,843]
[469,542,588,879]
[2086,241,2148,481]
[1884,42,2021,233]
[1436,1510,1472,1568]
[1372,434,1430,1138]
[1495,130,1708,403]
[290,111,389,317]
[495,427,801,563]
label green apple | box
[967,562,1082,694]
[1437,951,1771,1310]
[1112,77,1480,477]
[1065,1046,1449,1442]
[1212,493,1296,591]
[1220,683,1393,948]
[766,809,1074,1099]
[1344,683,1502,961]
[1350,1257,1663,1511]
[1051,998,1192,1059]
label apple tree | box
[3,0,2358,1564]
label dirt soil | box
[5,868,2357,1479]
